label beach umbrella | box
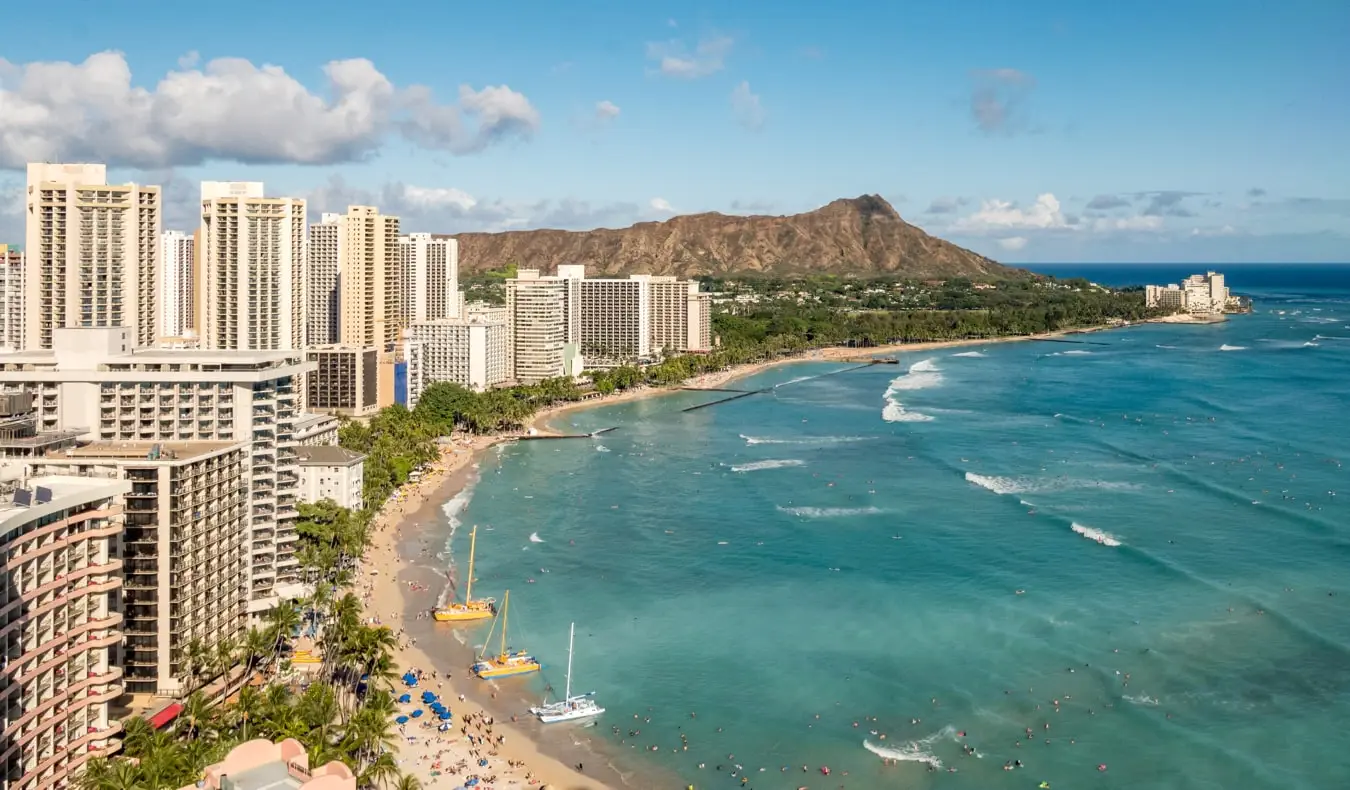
[398,694,411,703]
[439,711,452,720]
[396,716,409,724]
[411,709,423,718]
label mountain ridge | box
[448,195,1013,279]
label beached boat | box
[470,590,540,679]
[529,622,605,724]
[433,525,496,622]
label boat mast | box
[464,526,478,603]
[500,590,510,658]
[563,622,575,701]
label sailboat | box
[469,590,540,679]
[433,525,496,622]
[529,622,605,723]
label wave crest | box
[777,505,883,518]
[1071,522,1122,547]
[1219,344,1247,351]
[952,350,986,358]
[740,434,871,445]
[729,459,806,473]
[863,725,957,768]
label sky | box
[1,0,1347,263]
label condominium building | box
[26,441,249,697]
[405,317,509,404]
[1146,271,1232,315]
[0,245,23,352]
[0,326,314,612]
[334,207,401,352]
[159,230,195,339]
[0,474,129,790]
[295,446,365,511]
[305,346,379,418]
[504,271,582,384]
[307,214,341,346]
[400,234,461,324]
[200,182,307,351]
[24,163,162,350]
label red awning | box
[148,702,183,729]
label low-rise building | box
[27,441,250,697]
[294,412,341,447]
[183,738,356,790]
[1,474,129,790]
[305,346,379,418]
[405,316,510,404]
[295,445,365,511]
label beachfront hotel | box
[1146,271,1235,315]
[199,182,307,353]
[0,326,314,614]
[294,445,366,511]
[158,231,196,341]
[26,441,250,697]
[24,163,162,351]
[304,346,380,418]
[0,473,129,790]
[0,245,23,353]
[504,270,583,384]
[404,316,511,403]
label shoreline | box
[353,321,1134,788]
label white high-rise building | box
[0,326,315,612]
[399,234,461,324]
[159,230,195,338]
[0,244,23,351]
[650,276,713,353]
[308,214,342,346]
[24,163,162,350]
[579,276,652,366]
[504,270,574,384]
[405,316,510,404]
[200,182,307,351]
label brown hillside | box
[447,195,1011,279]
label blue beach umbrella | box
[396,716,409,724]
[398,694,411,703]
[411,709,423,718]
[439,711,452,720]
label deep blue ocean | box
[440,264,1350,790]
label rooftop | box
[295,445,365,466]
[0,474,131,530]
[45,440,243,462]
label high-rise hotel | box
[23,163,161,350]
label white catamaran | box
[529,622,605,724]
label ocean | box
[435,264,1350,790]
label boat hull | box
[471,661,541,679]
[532,703,605,724]
[433,607,494,623]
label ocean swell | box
[882,358,941,423]
[729,459,807,473]
[777,505,883,518]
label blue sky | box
[1,0,1347,262]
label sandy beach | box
[350,324,1125,789]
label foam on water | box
[740,434,871,445]
[863,725,957,768]
[1063,349,1093,355]
[952,350,987,358]
[964,471,1139,496]
[1071,522,1122,547]
[882,401,934,422]
[1220,344,1248,351]
[882,358,941,422]
[594,444,611,452]
[528,532,544,543]
[729,459,807,473]
[776,505,883,518]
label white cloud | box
[1190,224,1236,237]
[646,35,733,79]
[953,193,1069,232]
[730,81,765,131]
[0,51,539,168]
[1092,215,1164,232]
[176,51,200,69]
[650,197,675,214]
[595,100,621,121]
[997,236,1028,251]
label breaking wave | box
[1071,522,1122,547]
[528,532,544,543]
[882,402,934,422]
[882,359,940,423]
[964,472,1140,496]
[729,459,806,473]
[740,434,871,446]
[1219,344,1247,351]
[594,445,611,453]
[777,505,883,518]
[863,725,957,768]
[951,350,986,358]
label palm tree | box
[183,637,211,694]
[211,636,239,705]
[178,691,216,743]
[394,774,423,790]
[265,601,302,668]
[358,751,399,789]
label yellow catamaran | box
[433,526,496,622]
[470,590,540,679]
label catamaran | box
[529,622,605,723]
[470,590,541,679]
[433,525,496,622]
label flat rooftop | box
[295,445,365,465]
[45,440,243,462]
[0,475,131,528]
[216,760,306,790]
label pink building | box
[184,738,355,790]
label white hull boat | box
[529,623,605,724]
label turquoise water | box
[444,276,1350,789]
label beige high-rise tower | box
[24,163,162,350]
[200,181,307,351]
[330,206,401,406]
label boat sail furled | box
[470,590,540,679]
[433,525,496,622]
[529,622,605,723]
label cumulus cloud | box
[730,81,765,131]
[1140,191,1201,218]
[646,35,733,79]
[969,68,1036,134]
[998,236,1028,251]
[0,51,539,169]
[595,100,621,121]
[953,193,1069,232]
[649,197,675,214]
